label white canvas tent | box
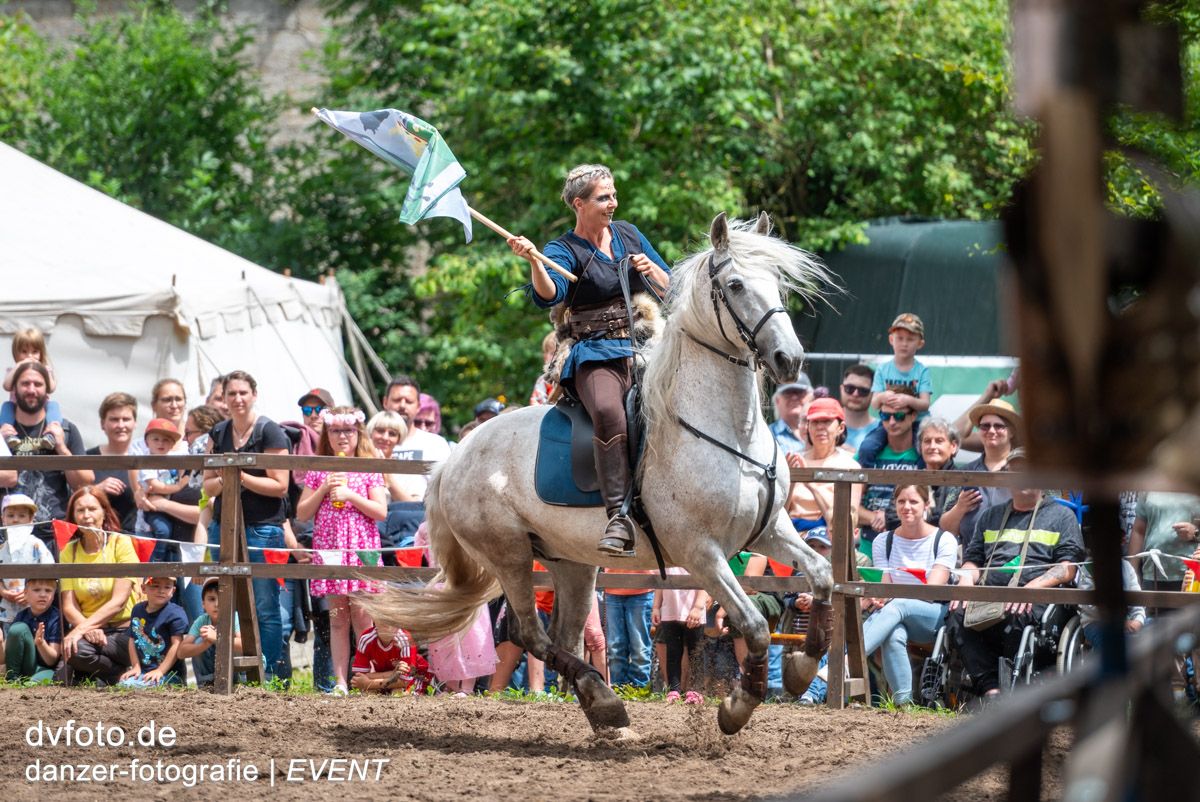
[0,142,354,445]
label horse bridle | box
[705,252,789,369]
[676,250,789,550]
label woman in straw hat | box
[957,398,1022,540]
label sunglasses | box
[978,422,1008,432]
[301,405,325,416]
[841,383,871,398]
[413,418,437,429]
[879,411,908,422]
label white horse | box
[364,212,835,735]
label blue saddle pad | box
[535,406,603,507]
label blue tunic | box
[531,223,670,381]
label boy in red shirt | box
[350,620,431,694]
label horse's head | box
[695,211,826,384]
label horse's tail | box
[355,465,501,641]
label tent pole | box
[344,312,374,406]
[343,309,393,385]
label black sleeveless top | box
[552,221,655,309]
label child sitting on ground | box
[4,577,61,682]
[0,328,61,451]
[178,577,241,686]
[350,618,432,694]
[119,576,189,688]
[0,494,55,643]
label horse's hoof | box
[783,652,818,697]
[575,671,631,731]
[717,687,760,735]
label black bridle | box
[676,251,789,550]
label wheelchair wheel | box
[918,628,949,708]
[1056,615,1086,674]
[1006,624,1038,690]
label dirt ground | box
[0,687,1065,801]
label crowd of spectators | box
[0,310,1192,709]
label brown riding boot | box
[593,434,637,557]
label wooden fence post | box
[211,460,264,692]
[827,479,869,708]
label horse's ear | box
[710,212,729,251]
[754,211,771,235]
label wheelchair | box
[917,603,1085,708]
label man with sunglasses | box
[839,364,876,451]
[855,385,925,548]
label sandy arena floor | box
[0,687,1066,800]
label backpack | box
[210,417,304,519]
[884,528,947,567]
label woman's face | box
[101,406,136,448]
[920,428,957,469]
[894,487,929,525]
[224,379,256,418]
[153,382,187,425]
[183,413,205,446]
[370,425,401,455]
[72,493,105,528]
[978,414,1012,453]
[327,425,359,455]
[575,177,618,228]
[806,417,843,452]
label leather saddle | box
[534,389,645,508]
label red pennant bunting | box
[533,560,547,572]
[52,519,77,552]
[898,567,928,584]
[263,549,289,588]
[395,548,423,568]
[131,535,156,563]
[1182,558,1200,575]
[768,558,794,577]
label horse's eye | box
[727,277,745,294]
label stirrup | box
[597,514,636,558]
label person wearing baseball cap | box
[474,398,505,424]
[0,492,55,643]
[769,372,813,454]
[297,388,334,433]
[857,311,933,468]
[785,397,862,536]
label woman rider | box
[508,164,671,557]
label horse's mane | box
[641,217,832,440]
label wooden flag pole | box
[468,206,577,282]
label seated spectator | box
[178,577,242,687]
[529,331,559,406]
[956,399,1022,542]
[949,449,1085,699]
[4,577,61,683]
[785,398,862,537]
[861,484,958,705]
[856,385,924,548]
[840,364,876,452]
[86,392,140,532]
[712,553,783,677]
[917,418,980,536]
[0,328,62,449]
[7,361,92,552]
[473,397,505,425]
[415,393,443,435]
[136,418,190,562]
[769,374,813,454]
[60,487,139,685]
[0,494,55,638]
[1127,491,1200,596]
[350,620,432,694]
[119,576,188,688]
[1074,559,1145,652]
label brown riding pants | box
[574,359,633,442]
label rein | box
[674,250,788,551]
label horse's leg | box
[543,561,630,731]
[756,511,835,696]
[684,544,772,735]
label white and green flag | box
[314,107,473,242]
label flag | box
[356,549,381,567]
[999,555,1022,572]
[314,107,473,242]
[768,558,794,577]
[263,548,289,588]
[858,567,885,582]
[52,519,77,551]
[897,567,927,583]
[395,548,424,568]
[131,535,156,563]
[1183,558,1200,575]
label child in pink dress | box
[295,406,388,695]
[416,521,497,694]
